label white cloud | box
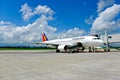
[0,16,57,45]
[97,0,115,13]
[20,3,34,21]
[56,27,85,39]
[0,21,13,26]
[85,15,94,24]
[0,3,84,46]
[0,3,56,45]
[20,3,54,21]
[63,27,84,38]
[34,5,54,16]
[91,4,120,34]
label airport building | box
[100,33,120,47]
[100,33,120,43]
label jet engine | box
[58,45,67,51]
[57,43,84,53]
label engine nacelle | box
[58,45,67,51]
[57,43,83,52]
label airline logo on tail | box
[42,33,48,42]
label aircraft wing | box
[33,42,60,48]
[33,41,76,46]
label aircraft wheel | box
[56,49,60,53]
[72,50,75,53]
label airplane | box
[35,32,104,53]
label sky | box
[0,0,120,46]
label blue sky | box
[0,0,120,46]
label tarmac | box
[0,50,120,80]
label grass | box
[0,47,55,50]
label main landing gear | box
[56,47,85,53]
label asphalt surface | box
[0,51,120,80]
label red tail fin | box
[42,33,48,42]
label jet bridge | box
[100,33,120,43]
[100,32,120,51]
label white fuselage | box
[42,36,104,48]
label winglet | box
[42,33,48,42]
